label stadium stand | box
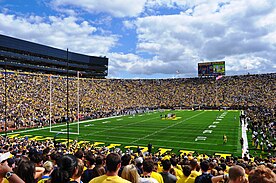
[0,71,275,130]
[0,70,275,182]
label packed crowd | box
[0,71,275,129]
[245,106,276,156]
[0,70,275,182]
[0,135,276,183]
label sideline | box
[241,119,249,158]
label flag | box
[216,75,223,80]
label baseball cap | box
[0,152,10,162]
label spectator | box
[118,154,131,177]
[176,165,195,183]
[195,160,213,183]
[248,165,276,183]
[38,161,54,183]
[14,156,36,183]
[228,165,247,183]
[140,159,159,183]
[0,160,25,183]
[82,152,95,183]
[121,164,140,183]
[50,154,78,183]
[89,153,130,183]
[160,160,177,183]
[71,158,84,183]
[91,155,105,179]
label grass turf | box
[4,110,242,156]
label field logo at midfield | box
[195,136,207,141]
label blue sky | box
[0,0,275,78]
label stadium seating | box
[0,70,275,183]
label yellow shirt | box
[176,175,196,183]
[176,176,188,183]
[0,178,9,183]
[190,170,201,179]
[174,167,184,179]
[89,175,131,183]
[151,172,164,183]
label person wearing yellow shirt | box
[151,162,164,183]
[89,153,130,183]
[177,165,196,183]
[171,158,184,179]
[189,159,201,180]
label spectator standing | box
[89,153,130,183]
[140,159,159,183]
[160,160,177,183]
[195,161,213,183]
[248,165,276,183]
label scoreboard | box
[198,61,225,77]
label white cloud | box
[1,0,275,78]
[0,13,118,55]
[123,20,136,29]
[130,0,276,77]
[50,0,147,17]
[108,52,197,78]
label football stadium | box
[0,1,276,181]
[0,34,275,183]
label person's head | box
[95,155,104,166]
[14,156,36,183]
[228,165,246,183]
[7,158,15,169]
[143,159,155,173]
[74,149,84,160]
[50,154,78,183]
[190,159,199,170]
[106,153,121,173]
[182,165,191,177]
[72,158,84,180]
[92,165,106,177]
[85,152,95,167]
[248,165,276,183]
[29,153,43,166]
[162,159,171,171]
[170,158,177,167]
[135,157,143,167]
[220,163,227,172]
[121,154,131,166]
[50,152,62,165]
[43,160,54,174]
[200,160,210,172]
[121,164,140,183]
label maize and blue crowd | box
[0,71,275,183]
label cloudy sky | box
[0,0,275,78]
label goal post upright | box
[49,74,52,133]
[49,62,80,136]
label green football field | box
[5,110,242,156]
